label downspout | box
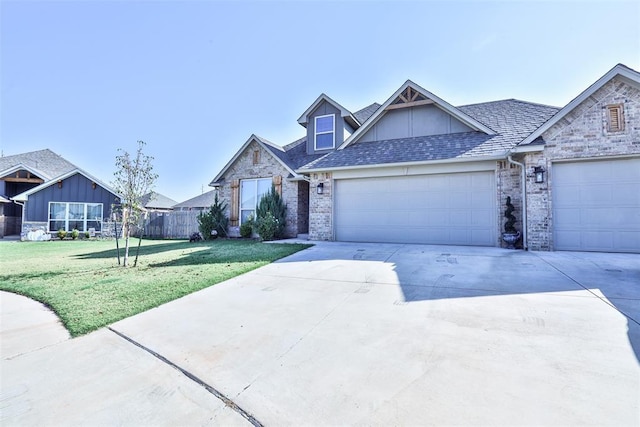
[507,155,528,250]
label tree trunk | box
[122,208,130,267]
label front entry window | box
[49,202,103,232]
[240,178,271,224]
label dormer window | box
[315,114,335,150]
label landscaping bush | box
[71,229,80,240]
[240,215,254,238]
[255,185,286,241]
[57,229,67,240]
[198,193,228,239]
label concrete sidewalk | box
[2,243,639,426]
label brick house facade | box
[211,64,639,253]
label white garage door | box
[335,171,496,246]
[553,158,640,253]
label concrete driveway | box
[2,242,639,426]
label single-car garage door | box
[553,157,640,253]
[334,171,496,246]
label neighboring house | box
[140,192,178,212]
[0,149,120,238]
[173,190,217,211]
[211,63,639,253]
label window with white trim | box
[314,114,335,150]
[49,202,103,232]
[240,178,271,225]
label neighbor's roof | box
[299,99,559,172]
[11,168,121,202]
[173,189,217,209]
[0,149,77,180]
[140,192,178,210]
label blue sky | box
[1,0,639,202]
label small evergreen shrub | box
[504,196,517,233]
[198,193,229,239]
[84,232,90,239]
[57,229,67,240]
[255,185,287,241]
[71,229,80,240]
[240,215,254,238]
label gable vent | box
[387,86,434,110]
[606,104,624,132]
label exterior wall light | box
[316,183,324,194]
[534,166,545,183]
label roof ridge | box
[458,98,560,109]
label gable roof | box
[210,134,301,186]
[140,192,178,210]
[11,168,120,202]
[173,189,217,209]
[519,63,640,145]
[297,94,361,129]
[298,99,559,172]
[0,149,77,180]
[339,80,497,150]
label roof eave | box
[520,63,640,145]
[296,154,506,174]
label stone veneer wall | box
[217,140,301,238]
[308,172,332,240]
[525,77,640,251]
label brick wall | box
[309,172,333,240]
[496,161,523,248]
[217,140,301,238]
[525,76,640,251]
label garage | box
[334,171,496,246]
[552,157,640,253]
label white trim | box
[339,80,496,150]
[239,177,271,226]
[48,201,104,233]
[520,63,640,146]
[297,93,358,127]
[297,154,505,174]
[314,114,335,151]
[0,163,54,181]
[330,160,497,180]
[549,153,640,164]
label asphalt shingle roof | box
[299,99,560,171]
[140,192,178,210]
[173,190,217,209]
[0,149,77,180]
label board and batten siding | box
[24,173,119,222]
[306,100,348,155]
[359,104,473,142]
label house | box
[0,149,120,238]
[140,192,178,212]
[212,64,640,253]
[173,189,217,211]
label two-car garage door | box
[334,171,496,246]
[552,157,640,253]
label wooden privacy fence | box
[144,211,201,239]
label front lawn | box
[0,239,310,336]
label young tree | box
[113,141,158,267]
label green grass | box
[0,238,310,337]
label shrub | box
[240,215,254,238]
[198,193,228,239]
[504,196,517,233]
[255,185,286,241]
[57,229,67,240]
[84,232,90,239]
[71,229,80,240]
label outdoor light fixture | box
[534,166,545,183]
[316,183,324,194]
[57,180,63,189]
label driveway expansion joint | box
[107,327,263,427]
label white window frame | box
[239,178,271,225]
[314,114,335,150]
[48,202,103,232]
